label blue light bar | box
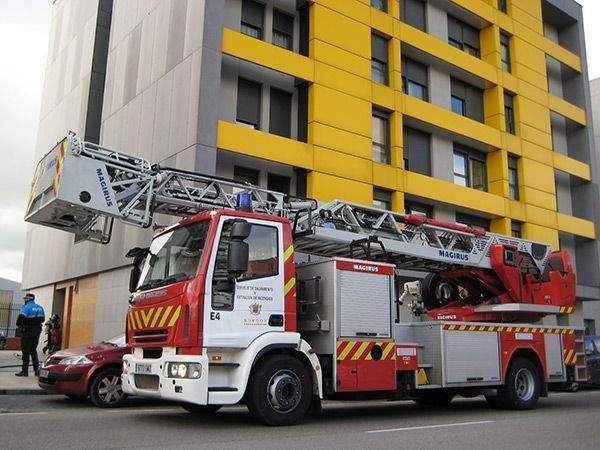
[236,193,253,212]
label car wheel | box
[89,367,128,408]
[181,403,222,415]
[246,355,312,426]
[497,357,540,410]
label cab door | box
[203,216,285,348]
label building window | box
[371,0,388,13]
[401,57,428,101]
[500,32,511,72]
[453,146,487,191]
[498,0,508,14]
[403,126,431,175]
[373,188,392,210]
[269,87,292,138]
[511,221,522,238]
[236,78,262,129]
[456,213,490,232]
[273,10,293,50]
[405,200,432,218]
[372,109,391,164]
[267,173,290,195]
[450,78,484,122]
[241,0,264,40]
[504,92,515,135]
[508,156,519,200]
[400,0,426,31]
[448,16,480,57]
[371,34,389,85]
[234,166,259,186]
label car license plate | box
[135,363,152,374]
[39,369,49,378]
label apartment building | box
[23,0,600,344]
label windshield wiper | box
[152,272,191,288]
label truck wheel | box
[246,355,312,426]
[422,274,457,311]
[89,367,128,408]
[413,392,455,406]
[181,403,222,415]
[497,358,540,410]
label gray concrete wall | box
[93,266,131,341]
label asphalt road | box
[1,390,598,449]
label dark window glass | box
[454,146,487,191]
[236,78,261,128]
[405,201,432,218]
[371,0,388,12]
[373,109,391,164]
[453,152,468,187]
[371,34,389,85]
[267,173,290,195]
[401,0,426,31]
[212,221,278,311]
[269,87,292,138]
[402,57,428,101]
[470,158,486,191]
[511,221,522,238]
[451,95,466,116]
[451,78,483,122]
[504,92,515,134]
[500,32,511,72]
[373,188,392,210]
[448,16,480,58]
[234,166,259,186]
[498,0,508,14]
[403,126,431,175]
[456,213,490,232]
[273,10,293,50]
[508,156,519,200]
[241,0,264,39]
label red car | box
[38,334,131,407]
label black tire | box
[497,357,541,410]
[413,392,455,406]
[422,274,458,311]
[246,355,312,426]
[65,394,86,400]
[89,367,128,408]
[181,403,222,414]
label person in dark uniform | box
[15,293,45,377]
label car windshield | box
[137,220,210,291]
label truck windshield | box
[137,220,210,291]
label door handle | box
[269,314,284,327]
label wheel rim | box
[515,368,535,401]
[97,374,123,404]
[267,369,302,414]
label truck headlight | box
[166,362,201,379]
[122,360,129,374]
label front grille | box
[133,329,168,344]
[48,357,64,365]
[143,348,163,359]
[134,374,159,390]
[39,376,56,385]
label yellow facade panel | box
[523,223,559,249]
[313,0,371,26]
[521,140,553,165]
[449,0,495,23]
[487,149,507,184]
[553,153,592,181]
[307,171,372,204]
[372,162,398,190]
[512,64,548,93]
[313,146,373,184]
[404,171,505,216]
[311,84,372,138]
[310,40,371,80]
[512,0,543,19]
[501,133,522,156]
[370,8,394,36]
[491,217,511,236]
[508,199,526,222]
[517,97,551,135]
[521,187,557,211]
[520,158,555,194]
[312,4,371,59]
[525,204,558,229]
[519,124,553,150]
[516,79,549,107]
[557,213,596,240]
[314,61,372,101]
[217,121,313,169]
[309,122,372,160]
[510,4,543,34]
[512,37,547,78]
[372,83,395,111]
[548,95,587,126]
[543,39,582,73]
[222,29,314,82]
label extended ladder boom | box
[26,134,552,272]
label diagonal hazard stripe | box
[382,343,395,360]
[351,342,370,361]
[150,306,163,328]
[127,314,132,331]
[284,245,294,261]
[158,306,173,328]
[285,277,296,295]
[134,311,142,330]
[167,305,182,327]
[338,342,356,360]
[140,308,154,327]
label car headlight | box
[166,362,201,379]
[58,355,93,365]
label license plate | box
[39,369,49,378]
[135,363,152,374]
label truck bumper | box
[122,348,209,405]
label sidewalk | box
[0,350,47,395]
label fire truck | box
[26,134,586,425]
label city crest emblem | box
[249,302,262,316]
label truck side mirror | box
[125,247,148,293]
[227,221,251,278]
[129,266,141,293]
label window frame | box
[372,109,391,164]
[453,146,487,191]
[371,0,388,13]
[373,188,392,210]
[240,0,265,40]
[498,0,508,14]
[451,95,466,116]
[371,34,389,85]
[272,9,294,50]
[400,0,426,31]
[236,77,262,129]
[455,212,491,232]
[504,92,516,135]
[448,16,481,58]
[401,57,428,101]
[500,32,511,73]
[404,200,433,218]
[508,156,519,200]
[511,221,522,238]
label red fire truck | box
[26,134,586,425]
